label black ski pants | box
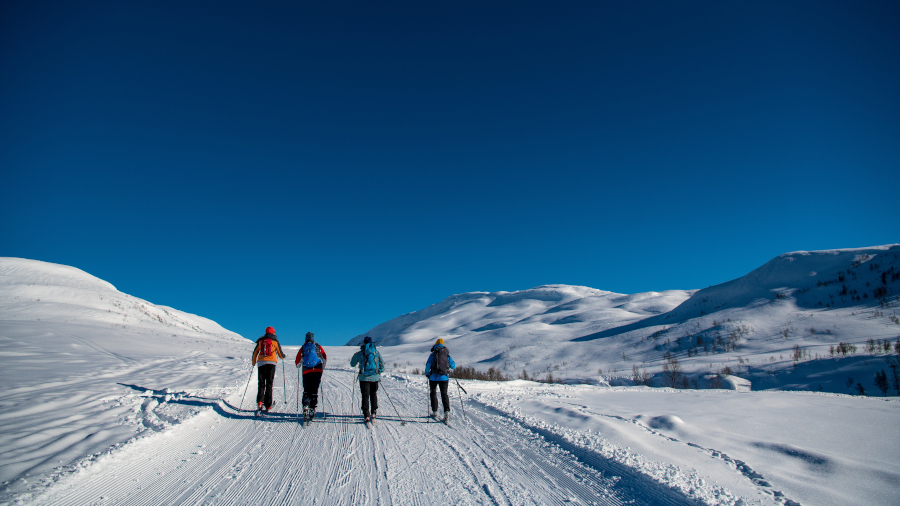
[302,370,322,410]
[256,364,277,408]
[360,380,379,418]
[429,380,450,413]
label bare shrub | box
[632,364,651,386]
[452,366,509,381]
[661,354,684,388]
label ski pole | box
[321,376,326,420]
[239,365,254,412]
[297,366,301,420]
[454,377,467,421]
[380,380,407,426]
[426,377,431,416]
[282,360,287,404]
[352,376,357,424]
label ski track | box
[31,370,704,506]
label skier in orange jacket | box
[252,326,286,414]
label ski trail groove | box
[32,370,707,506]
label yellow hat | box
[435,338,444,345]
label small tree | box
[887,357,900,395]
[632,364,651,386]
[865,338,876,354]
[855,383,866,396]
[874,370,889,396]
[662,355,684,388]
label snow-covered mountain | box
[349,245,900,395]
[346,284,693,347]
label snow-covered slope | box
[576,244,900,340]
[348,245,900,397]
[0,258,253,502]
[0,257,244,339]
[347,284,692,348]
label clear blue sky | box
[2,1,898,347]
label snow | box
[469,381,899,506]
[2,251,899,505]
[0,258,250,502]
[349,245,900,398]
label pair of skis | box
[300,406,315,427]
[430,413,454,429]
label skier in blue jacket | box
[425,338,456,423]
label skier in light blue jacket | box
[350,336,384,423]
[425,338,456,423]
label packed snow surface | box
[2,251,900,505]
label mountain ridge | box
[345,245,900,396]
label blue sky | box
[2,1,898,347]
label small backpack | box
[301,342,322,368]
[430,346,450,376]
[260,338,274,357]
[361,343,381,376]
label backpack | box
[430,346,450,376]
[260,338,274,357]
[361,343,381,376]
[301,342,322,368]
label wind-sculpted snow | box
[468,380,900,506]
[0,258,250,502]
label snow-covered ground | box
[0,259,251,502]
[2,252,899,505]
[468,380,899,506]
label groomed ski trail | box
[32,369,703,506]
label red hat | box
[265,326,276,335]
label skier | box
[350,336,384,426]
[295,331,327,422]
[425,338,456,423]
[251,326,286,415]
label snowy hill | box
[0,257,245,339]
[0,258,252,502]
[576,244,900,340]
[348,245,900,396]
[346,284,693,347]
